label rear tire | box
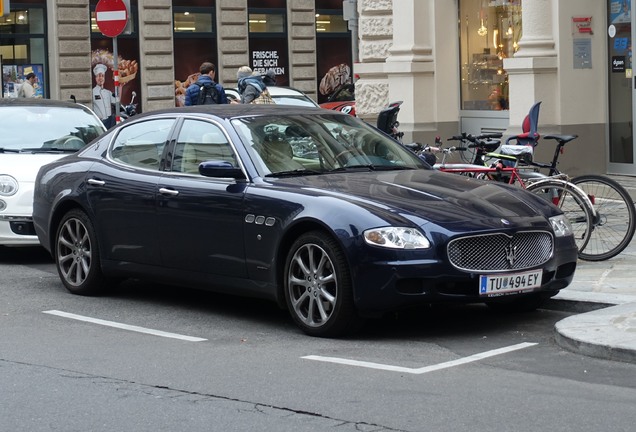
[572,175,636,261]
[55,209,106,295]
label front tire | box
[55,209,106,295]
[284,231,361,337]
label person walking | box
[17,73,37,98]
[184,62,228,106]
[236,66,274,104]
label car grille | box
[447,231,553,272]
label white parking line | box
[43,310,207,342]
[302,342,538,374]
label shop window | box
[315,2,352,104]
[458,0,521,111]
[173,10,213,33]
[1,4,47,98]
[172,3,217,107]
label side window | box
[110,119,175,169]
[173,119,237,174]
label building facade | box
[0,0,633,176]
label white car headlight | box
[0,175,18,196]
[549,214,573,237]
[363,227,431,249]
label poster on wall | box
[173,38,219,107]
[610,0,631,24]
[90,38,141,121]
[249,38,289,86]
[316,37,352,104]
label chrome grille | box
[447,231,553,272]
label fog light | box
[0,200,6,211]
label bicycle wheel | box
[526,180,593,253]
[571,175,636,261]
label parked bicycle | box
[408,137,595,255]
[497,100,635,261]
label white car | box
[0,99,106,246]
[225,86,319,107]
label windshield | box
[0,105,105,152]
[231,112,426,176]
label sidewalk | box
[550,174,636,364]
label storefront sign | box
[612,56,626,73]
[572,16,593,35]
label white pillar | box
[382,0,459,141]
[503,0,557,127]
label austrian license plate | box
[479,270,542,296]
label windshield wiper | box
[20,147,80,153]
[0,148,20,153]
[329,164,415,172]
[265,168,323,177]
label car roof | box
[0,98,88,110]
[132,103,337,121]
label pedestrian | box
[237,66,274,104]
[184,62,228,106]
[261,69,277,86]
[92,63,118,129]
[17,72,37,98]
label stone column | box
[383,0,459,142]
[53,0,93,103]
[354,0,393,119]
[138,0,176,111]
[503,0,557,128]
[217,0,249,88]
[287,0,317,99]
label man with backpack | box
[184,62,229,106]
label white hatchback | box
[0,99,106,246]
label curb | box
[552,302,636,365]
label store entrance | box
[608,0,634,174]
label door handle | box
[159,187,179,196]
[87,178,105,186]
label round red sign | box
[95,0,129,38]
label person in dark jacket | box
[237,66,269,104]
[184,62,228,106]
[262,69,277,86]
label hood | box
[1,153,70,182]
[268,169,554,226]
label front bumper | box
[351,239,579,314]
[0,217,39,246]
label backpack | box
[195,81,220,105]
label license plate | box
[479,270,542,296]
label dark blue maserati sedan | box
[33,104,578,337]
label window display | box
[459,0,521,111]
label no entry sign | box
[95,0,128,38]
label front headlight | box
[0,175,18,196]
[549,214,573,237]
[363,227,431,249]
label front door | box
[608,0,634,174]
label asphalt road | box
[2,246,636,432]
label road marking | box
[43,310,207,342]
[302,342,538,374]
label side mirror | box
[199,160,246,180]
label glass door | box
[608,0,634,173]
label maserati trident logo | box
[505,242,518,267]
